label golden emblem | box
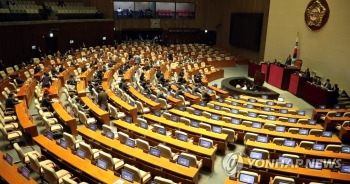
[305,0,326,27]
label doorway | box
[45,37,58,55]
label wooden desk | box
[102,83,138,124]
[171,85,200,105]
[0,151,37,184]
[33,66,51,81]
[16,79,37,108]
[114,119,217,173]
[168,109,341,144]
[324,116,350,131]
[226,97,298,111]
[48,80,62,99]
[80,97,110,125]
[128,87,161,111]
[188,84,215,101]
[208,85,229,98]
[143,114,227,154]
[78,127,199,184]
[312,108,350,120]
[224,177,240,184]
[239,157,350,183]
[58,67,75,87]
[204,69,224,82]
[76,80,86,97]
[33,136,127,184]
[15,102,38,144]
[210,101,310,120]
[246,140,350,161]
[339,126,350,142]
[52,102,78,136]
[190,105,321,130]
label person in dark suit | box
[323,79,332,90]
[285,54,292,66]
[305,68,310,77]
[15,74,25,86]
[156,69,162,79]
[41,72,52,88]
[82,65,87,73]
[34,64,41,74]
[5,93,19,109]
[0,60,5,72]
[192,84,201,95]
[41,92,53,111]
[175,87,184,97]
[201,89,211,102]
[67,75,77,86]
[156,90,166,99]
[59,65,65,72]
[20,61,26,69]
[51,65,59,76]
[97,88,108,109]
[314,77,322,86]
[179,68,185,78]
[140,72,145,82]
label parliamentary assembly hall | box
[0,0,349,183]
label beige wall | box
[265,0,350,92]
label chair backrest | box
[124,164,142,183]
[13,143,26,164]
[136,138,150,151]
[163,112,171,120]
[202,111,211,119]
[343,121,350,127]
[117,131,129,143]
[179,117,190,125]
[263,123,276,130]
[239,110,248,116]
[199,122,211,130]
[135,101,144,113]
[62,177,79,184]
[109,104,118,119]
[288,128,299,134]
[299,141,314,148]
[186,107,195,114]
[158,144,173,159]
[278,117,288,122]
[63,132,78,150]
[272,138,285,145]
[180,153,198,167]
[272,176,295,184]
[297,119,308,124]
[78,111,88,125]
[242,121,252,127]
[258,115,267,119]
[325,144,341,152]
[28,153,42,174]
[102,124,113,135]
[79,142,94,160]
[244,132,258,144]
[343,112,350,117]
[326,111,337,117]
[158,98,168,109]
[222,116,232,123]
[309,129,323,136]
[154,176,176,184]
[222,128,235,143]
[98,151,115,170]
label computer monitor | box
[231,102,239,106]
[278,156,293,165]
[340,165,350,174]
[177,156,190,167]
[21,166,30,180]
[171,115,179,122]
[239,173,255,184]
[121,169,134,183]
[177,133,188,142]
[211,114,220,120]
[76,148,86,159]
[31,45,36,50]
[184,88,188,92]
[257,135,268,143]
[249,151,262,160]
[157,127,166,135]
[200,86,205,90]
[5,153,12,165]
[252,122,262,129]
[59,139,67,149]
[153,110,161,117]
[140,121,148,130]
[233,95,240,100]
[125,116,132,123]
[102,37,106,41]
[280,109,288,114]
[313,143,325,151]
[246,104,254,109]
[213,84,218,88]
[297,111,306,116]
[284,140,296,147]
[248,112,257,118]
[275,126,286,132]
[298,129,309,135]
[267,101,275,106]
[190,121,199,128]
[125,138,135,148]
[89,124,97,131]
[307,120,317,125]
[285,103,293,108]
[319,105,326,109]
[231,118,240,125]
[278,97,284,102]
[322,131,332,138]
[194,110,201,116]
[46,131,53,140]
[249,98,257,103]
[199,139,211,148]
[199,101,207,106]
[178,106,185,111]
[217,98,223,102]
[263,107,271,112]
[308,161,323,170]
[267,115,276,121]
[150,147,161,158]
[100,104,106,111]
[69,40,74,44]
[106,130,114,139]
[212,126,222,133]
[334,104,340,109]
[96,159,108,170]
[214,105,221,110]
[341,146,350,154]
[129,101,134,107]
[335,113,342,117]
[287,118,297,123]
[231,109,239,114]
[261,95,268,99]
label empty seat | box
[244,133,258,144]
[258,115,267,119]
[222,116,232,123]
[199,122,211,130]
[202,111,211,119]
[78,111,97,126]
[336,121,349,130]
[309,129,323,136]
[63,132,84,151]
[158,144,178,160]
[278,117,288,122]
[299,141,314,149]
[288,128,299,134]
[0,125,22,148]
[272,138,285,145]
[325,144,341,152]
[263,123,276,130]
[154,176,177,184]
[123,164,151,183]
[242,121,252,127]
[117,131,129,143]
[42,164,72,184]
[78,142,100,160]
[222,128,237,143]
[271,176,295,184]
[14,143,41,165]
[320,111,337,120]
[28,153,55,180]
[102,124,118,139]
[179,152,202,168]
[136,138,150,152]
[98,151,124,171]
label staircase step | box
[338,97,350,101]
[338,101,350,105]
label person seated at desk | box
[51,64,59,76]
[71,60,76,66]
[97,87,108,109]
[81,65,87,73]
[87,80,94,92]
[305,68,311,77]
[192,84,201,95]
[177,76,186,85]
[156,69,162,79]
[139,72,145,82]
[5,93,19,109]
[156,89,167,99]
[15,74,25,86]
[20,61,26,69]
[67,75,77,86]
[41,92,53,112]
[134,53,140,65]
[179,68,185,78]
[117,7,122,12]
[41,72,52,88]
[201,89,211,102]
[323,79,332,90]
[313,77,322,86]
[175,86,185,96]
[118,66,124,76]
[59,64,65,73]
[76,97,90,113]
[285,54,292,66]
[34,64,41,74]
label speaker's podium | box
[254,71,265,86]
[288,73,313,97]
[267,63,300,90]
